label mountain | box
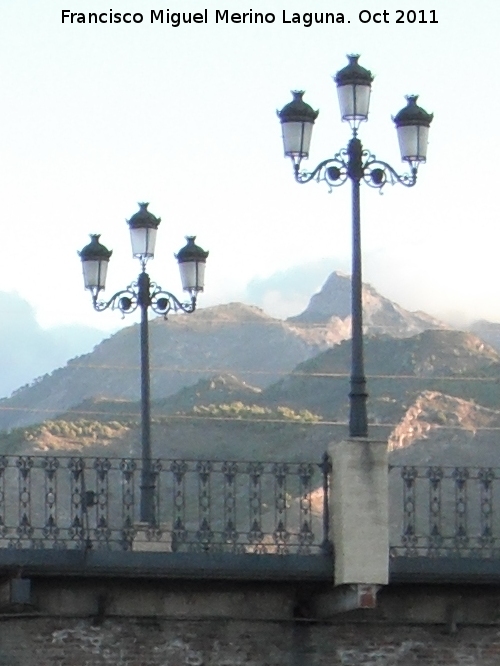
[288,271,447,342]
[469,320,500,353]
[0,303,322,432]
[0,404,330,461]
[2,328,500,463]
[389,390,500,465]
[262,329,500,423]
[59,374,262,422]
[0,272,447,432]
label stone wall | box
[0,617,499,665]
[0,577,497,664]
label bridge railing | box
[4,455,500,563]
[0,455,331,555]
[389,464,500,558]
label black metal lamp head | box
[277,91,319,166]
[393,95,434,166]
[126,202,161,262]
[78,234,112,292]
[175,236,209,294]
[334,54,374,129]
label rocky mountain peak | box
[288,271,353,323]
[287,271,447,338]
[388,390,500,466]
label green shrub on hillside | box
[189,402,321,422]
[21,418,129,442]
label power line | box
[40,362,500,382]
[1,404,500,431]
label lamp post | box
[278,55,433,438]
[78,203,208,524]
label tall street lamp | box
[78,203,209,524]
[277,55,433,439]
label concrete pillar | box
[329,438,389,588]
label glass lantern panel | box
[82,259,108,290]
[337,84,371,121]
[397,125,429,162]
[282,121,313,158]
[179,261,206,292]
[130,227,157,258]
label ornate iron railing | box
[6,455,500,564]
[0,455,330,555]
[389,465,500,558]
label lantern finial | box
[126,203,161,260]
[176,236,209,293]
[277,91,318,162]
[393,95,433,164]
[334,54,374,128]
[78,234,112,292]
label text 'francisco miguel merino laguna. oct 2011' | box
[61,9,439,26]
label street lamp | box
[78,203,209,524]
[277,55,433,438]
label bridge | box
[0,450,498,585]
[0,442,500,664]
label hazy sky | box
[0,0,497,392]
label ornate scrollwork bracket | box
[294,153,349,192]
[362,153,417,193]
[91,278,196,319]
[294,145,417,194]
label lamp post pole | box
[78,204,209,524]
[278,55,433,438]
[138,269,154,524]
[348,137,368,437]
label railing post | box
[328,438,389,608]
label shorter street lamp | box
[277,55,433,439]
[78,203,208,524]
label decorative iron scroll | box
[390,465,500,558]
[294,149,417,194]
[0,455,329,555]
